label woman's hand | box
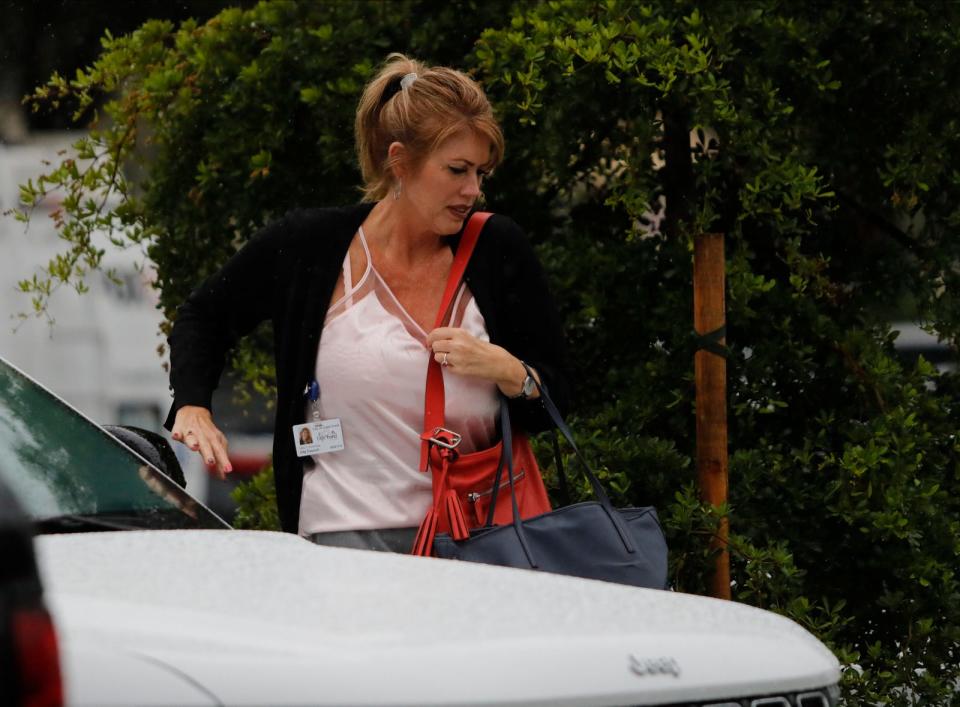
[171,406,233,480]
[426,327,535,398]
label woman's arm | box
[164,210,302,474]
[492,216,571,431]
[427,215,571,432]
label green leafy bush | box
[476,2,960,701]
[231,462,280,531]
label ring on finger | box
[441,352,449,367]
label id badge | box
[293,418,345,458]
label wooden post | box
[693,232,730,600]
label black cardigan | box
[164,203,570,533]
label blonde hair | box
[355,53,505,202]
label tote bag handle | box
[483,377,638,567]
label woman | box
[164,54,569,552]
[298,427,314,446]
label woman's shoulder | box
[473,212,537,261]
[482,212,526,240]
[236,204,374,265]
[267,203,373,241]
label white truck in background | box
[0,133,271,516]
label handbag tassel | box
[412,508,439,557]
[444,489,470,540]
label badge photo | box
[293,419,345,457]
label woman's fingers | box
[195,431,231,480]
[196,434,216,468]
[428,326,469,355]
[430,331,464,368]
[196,422,230,475]
[425,326,458,348]
[428,329,522,393]
[172,407,232,480]
[210,435,233,478]
[428,327,500,379]
[171,423,192,443]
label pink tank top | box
[298,227,500,535]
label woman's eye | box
[449,166,467,175]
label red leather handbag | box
[411,212,552,556]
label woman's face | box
[399,129,490,235]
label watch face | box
[522,375,536,397]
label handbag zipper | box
[466,471,526,502]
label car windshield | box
[0,357,228,531]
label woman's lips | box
[448,205,470,218]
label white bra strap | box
[345,227,372,307]
[357,224,372,261]
[343,244,353,290]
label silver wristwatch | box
[510,363,537,400]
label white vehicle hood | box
[36,530,839,706]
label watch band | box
[509,361,536,400]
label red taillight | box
[12,607,63,707]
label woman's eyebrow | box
[450,158,477,166]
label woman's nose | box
[462,173,481,198]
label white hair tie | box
[400,72,418,90]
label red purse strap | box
[418,211,493,471]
